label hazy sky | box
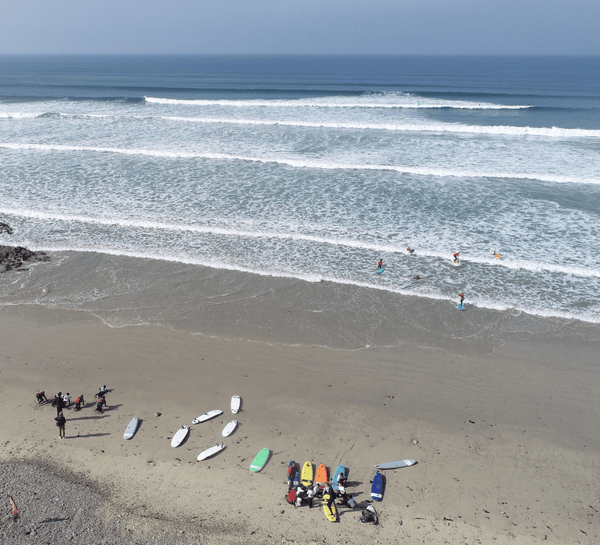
[1,0,599,55]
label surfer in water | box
[414,275,420,280]
[453,252,460,263]
[407,247,415,254]
[377,259,383,270]
[459,293,465,307]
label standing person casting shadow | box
[56,411,66,439]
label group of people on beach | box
[36,386,109,439]
[285,467,377,524]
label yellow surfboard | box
[322,492,338,522]
[301,461,313,487]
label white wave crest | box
[0,112,41,119]
[160,115,600,139]
[3,206,600,280]
[145,94,531,110]
[2,142,598,185]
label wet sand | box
[0,303,599,544]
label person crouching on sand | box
[75,395,85,411]
[36,391,48,404]
[56,411,66,439]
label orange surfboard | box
[315,464,328,487]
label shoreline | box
[1,304,599,543]
[1,250,598,356]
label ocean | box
[1,55,599,351]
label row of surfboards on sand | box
[123,395,242,462]
[288,459,416,522]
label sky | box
[0,0,599,55]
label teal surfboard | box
[456,303,465,311]
[375,267,386,275]
[250,448,270,472]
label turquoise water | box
[1,55,599,348]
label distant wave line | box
[9,241,600,325]
[159,115,600,139]
[144,95,531,110]
[2,206,600,280]
[1,142,598,185]
[3,110,598,139]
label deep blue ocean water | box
[1,55,600,347]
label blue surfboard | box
[288,460,297,488]
[332,464,345,491]
[456,303,465,311]
[292,461,300,487]
[375,267,386,275]
[371,471,384,501]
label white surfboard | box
[197,443,225,461]
[171,426,189,447]
[192,409,223,425]
[222,420,237,437]
[123,417,139,440]
[231,395,241,414]
[375,459,416,470]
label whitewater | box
[1,54,599,334]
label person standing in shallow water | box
[56,411,66,439]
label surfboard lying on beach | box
[250,448,270,472]
[375,459,416,470]
[192,409,222,424]
[221,420,237,437]
[332,464,345,491]
[123,417,139,440]
[231,395,241,414]
[322,492,338,522]
[371,471,384,501]
[197,444,225,461]
[315,464,327,487]
[301,461,313,487]
[171,426,189,448]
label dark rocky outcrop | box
[0,246,49,273]
[0,222,13,235]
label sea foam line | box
[2,207,599,280]
[2,142,598,185]
[159,116,600,139]
[144,96,531,110]
[7,241,599,325]
[6,109,597,138]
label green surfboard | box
[250,448,270,472]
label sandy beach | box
[0,299,598,545]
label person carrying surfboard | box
[453,252,460,263]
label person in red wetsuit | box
[453,252,460,263]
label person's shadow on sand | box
[71,432,111,439]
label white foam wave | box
[3,207,600,280]
[160,115,600,139]
[5,108,597,138]
[0,112,41,119]
[11,241,600,325]
[2,142,598,185]
[145,95,531,110]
